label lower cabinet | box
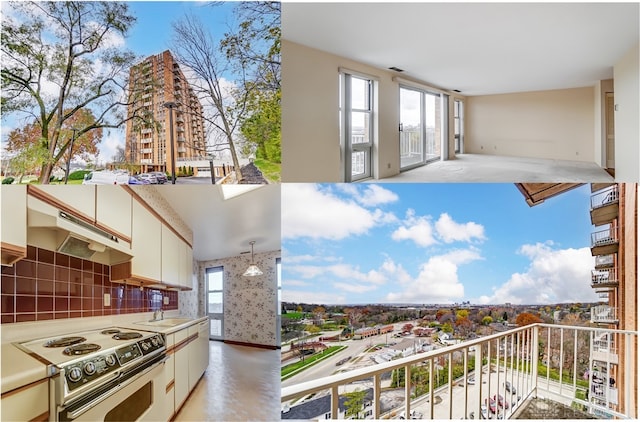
[173,328,190,413]
[163,333,176,422]
[188,320,209,390]
[1,378,49,421]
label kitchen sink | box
[134,318,193,328]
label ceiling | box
[282,3,639,95]
[154,185,280,261]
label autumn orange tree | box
[515,312,543,327]
[1,2,150,183]
[6,109,102,179]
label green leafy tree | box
[8,142,50,183]
[481,316,493,326]
[343,389,367,419]
[442,322,454,333]
[1,1,147,183]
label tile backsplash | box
[1,246,177,324]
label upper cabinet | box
[1,186,27,265]
[130,200,162,283]
[181,242,193,290]
[35,185,96,221]
[161,225,181,286]
[95,186,132,239]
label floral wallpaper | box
[178,257,201,319]
[195,250,280,347]
[128,186,193,244]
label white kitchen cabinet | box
[1,185,27,265]
[1,379,49,421]
[173,328,190,412]
[131,200,162,283]
[163,333,176,421]
[188,320,209,390]
[95,186,132,239]
[35,185,96,221]
[180,241,193,289]
[161,225,181,286]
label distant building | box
[282,388,375,420]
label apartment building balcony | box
[594,254,615,269]
[282,324,636,420]
[141,128,153,134]
[141,138,153,145]
[590,306,618,325]
[590,185,619,226]
[143,101,152,107]
[591,332,619,365]
[591,268,618,290]
[177,127,185,133]
[177,137,186,143]
[177,147,187,153]
[176,117,185,123]
[590,225,618,256]
[140,159,153,164]
[140,148,153,154]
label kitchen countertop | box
[121,316,208,335]
[1,343,49,394]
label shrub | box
[68,170,91,180]
[2,177,14,184]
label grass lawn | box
[253,158,280,183]
[283,312,305,320]
[281,345,346,380]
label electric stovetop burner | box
[63,343,101,356]
[44,337,87,348]
[100,329,121,335]
[112,332,143,340]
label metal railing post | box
[374,373,381,419]
[331,385,339,419]
[532,325,539,396]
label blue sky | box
[282,183,600,306]
[1,1,236,163]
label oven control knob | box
[151,337,159,347]
[141,341,150,351]
[83,361,96,376]
[106,355,117,367]
[68,367,82,382]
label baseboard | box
[223,340,280,350]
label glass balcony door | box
[400,86,442,171]
[206,266,224,340]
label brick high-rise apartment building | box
[125,50,206,174]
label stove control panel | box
[64,353,120,391]
[137,334,164,356]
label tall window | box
[206,266,224,340]
[454,99,463,154]
[341,72,375,181]
[399,85,442,171]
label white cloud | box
[282,184,390,240]
[391,209,437,247]
[435,213,485,243]
[385,249,481,303]
[284,280,311,287]
[476,243,598,305]
[98,129,125,164]
[356,185,399,207]
[333,282,377,294]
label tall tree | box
[1,1,147,183]
[171,14,246,182]
[515,312,543,327]
[343,389,367,419]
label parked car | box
[149,171,168,184]
[493,394,509,409]
[335,356,351,366]
[136,173,158,184]
[467,376,476,385]
[504,381,516,395]
[82,170,129,185]
[485,398,497,414]
[399,409,423,419]
[128,176,149,185]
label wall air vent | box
[59,211,118,243]
[388,67,404,72]
[453,89,462,93]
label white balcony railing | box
[140,159,153,164]
[591,226,618,248]
[594,254,615,268]
[140,139,152,145]
[282,324,637,420]
[140,148,153,154]
[141,128,153,134]
[591,185,619,210]
[591,268,618,287]
[591,332,618,365]
[590,306,618,324]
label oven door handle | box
[65,355,168,420]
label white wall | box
[613,42,640,181]
[593,79,614,167]
[465,87,596,162]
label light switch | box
[104,293,111,307]
[163,296,169,305]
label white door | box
[605,93,615,169]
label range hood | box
[27,197,133,265]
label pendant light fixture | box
[243,241,263,277]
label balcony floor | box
[513,397,596,419]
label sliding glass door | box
[399,86,442,171]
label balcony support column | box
[373,373,381,419]
[532,325,539,397]
[404,364,411,418]
[331,385,339,419]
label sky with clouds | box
[1,1,235,164]
[282,183,600,306]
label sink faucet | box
[152,310,164,321]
